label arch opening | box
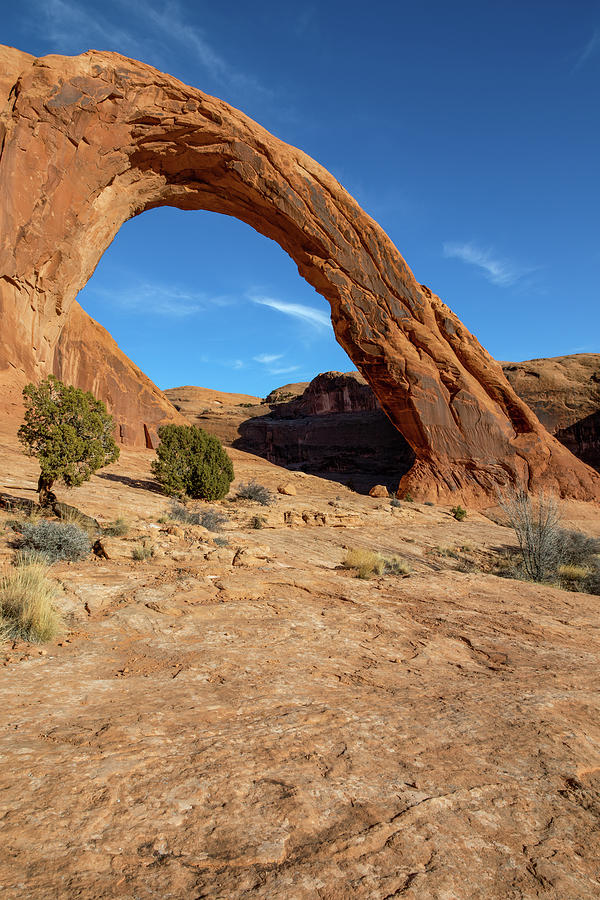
[1,46,598,504]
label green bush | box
[18,375,119,504]
[103,517,129,537]
[151,425,234,500]
[19,520,91,563]
[451,505,467,521]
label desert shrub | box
[555,529,600,566]
[451,505,467,521]
[403,493,414,503]
[343,548,385,579]
[19,520,91,563]
[342,548,411,579]
[18,375,119,504]
[0,563,62,642]
[236,480,274,506]
[498,490,561,582]
[166,500,228,531]
[213,536,229,548]
[383,556,412,575]
[132,541,154,561]
[103,517,129,537]
[424,501,435,507]
[498,491,600,590]
[200,509,228,532]
[390,498,402,508]
[251,515,266,529]
[151,424,234,500]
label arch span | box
[1,45,598,504]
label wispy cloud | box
[250,295,331,331]
[442,241,528,287]
[269,365,301,376]
[254,353,283,365]
[92,282,230,317]
[572,27,600,72]
[34,0,269,97]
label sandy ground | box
[1,422,599,898]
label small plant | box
[19,520,91,563]
[132,541,154,561]
[13,549,48,567]
[18,375,119,506]
[403,493,414,503]
[103,517,129,537]
[151,424,234,500]
[200,508,228,532]
[251,515,266,529]
[424,501,435,507]
[498,490,561,582]
[451,505,467,521]
[0,563,62,642]
[165,500,227,531]
[342,548,385,580]
[390,498,402,508]
[383,556,412,575]
[342,548,411,579]
[236,480,275,506]
[213,536,229,548]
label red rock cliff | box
[0,45,598,504]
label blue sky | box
[4,1,600,395]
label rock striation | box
[503,354,600,472]
[1,45,599,504]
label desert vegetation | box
[18,375,119,506]
[0,562,62,642]
[151,424,234,500]
[236,480,275,505]
[342,548,411,579]
[17,520,91,564]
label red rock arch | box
[1,45,598,504]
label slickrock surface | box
[1,45,598,503]
[1,420,600,898]
[503,354,600,471]
[54,300,186,448]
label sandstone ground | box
[1,420,600,898]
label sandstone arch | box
[1,45,598,504]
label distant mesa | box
[0,44,598,503]
[166,359,600,495]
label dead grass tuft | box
[0,563,62,642]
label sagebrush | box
[19,520,91,563]
[236,480,274,506]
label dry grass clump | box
[103,516,129,537]
[132,541,154,561]
[342,548,411,579]
[236,480,275,506]
[0,563,62,642]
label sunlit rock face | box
[1,45,599,504]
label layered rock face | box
[1,45,599,503]
[236,373,415,492]
[54,301,186,447]
[503,355,600,471]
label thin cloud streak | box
[269,365,300,375]
[250,295,331,331]
[91,282,230,317]
[35,0,269,97]
[254,353,283,364]
[443,241,526,287]
[572,28,600,72]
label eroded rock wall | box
[1,45,598,504]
